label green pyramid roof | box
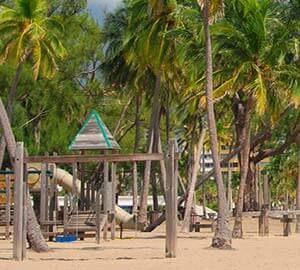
[69,110,120,150]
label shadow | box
[0,257,12,261]
[203,246,237,251]
[51,246,159,252]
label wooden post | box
[258,175,263,236]
[22,160,28,259]
[111,162,116,240]
[49,154,58,240]
[79,153,85,210]
[72,163,78,196]
[132,161,138,234]
[103,161,109,241]
[63,195,68,234]
[263,174,269,235]
[86,182,91,210]
[96,190,101,244]
[227,161,233,213]
[13,142,24,261]
[5,171,11,240]
[283,214,291,236]
[40,163,47,225]
[165,140,177,258]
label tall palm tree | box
[0,0,66,167]
[0,0,65,252]
[198,0,232,248]
[212,0,297,238]
[125,0,177,224]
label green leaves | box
[0,0,66,79]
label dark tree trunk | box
[232,94,252,238]
[0,55,27,168]
[202,0,231,248]
[134,93,142,153]
[26,190,49,252]
[150,166,159,211]
[244,160,259,211]
[138,73,161,224]
[181,126,206,233]
[165,87,170,145]
[0,98,49,252]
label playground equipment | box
[8,141,178,261]
[0,164,138,232]
[0,107,179,261]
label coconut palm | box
[196,0,232,248]
[0,0,65,252]
[212,0,298,238]
[0,0,66,166]
[125,0,178,224]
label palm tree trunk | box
[158,134,167,196]
[113,96,133,136]
[134,94,142,152]
[26,190,49,252]
[181,126,206,233]
[227,161,233,212]
[0,98,49,252]
[202,0,231,248]
[138,73,161,225]
[138,130,154,224]
[244,160,259,211]
[0,55,27,168]
[232,98,252,238]
[296,136,300,233]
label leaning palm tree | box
[0,0,65,252]
[0,0,66,166]
[197,0,232,248]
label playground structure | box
[0,109,179,261]
[6,142,178,261]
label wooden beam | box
[72,163,78,195]
[22,161,28,259]
[5,170,11,240]
[26,153,167,164]
[63,195,68,234]
[165,140,177,258]
[111,162,116,240]
[13,142,24,261]
[263,174,269,235]
[103,161,109,241]
[132,162,138,216]
[96,191,100,244]
[40,163,47,224]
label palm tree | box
[0,0,65,252]
[125,0,177,224]
[198,0,232,248]
[212,0,298,238]
[0,0,66,167]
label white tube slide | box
[28,164,137,229]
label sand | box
[1,217,300,270]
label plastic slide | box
[25,164,136,229]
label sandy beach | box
[1,217,300,270]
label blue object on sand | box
[55,234,77,242]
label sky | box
[87,0,123,23]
